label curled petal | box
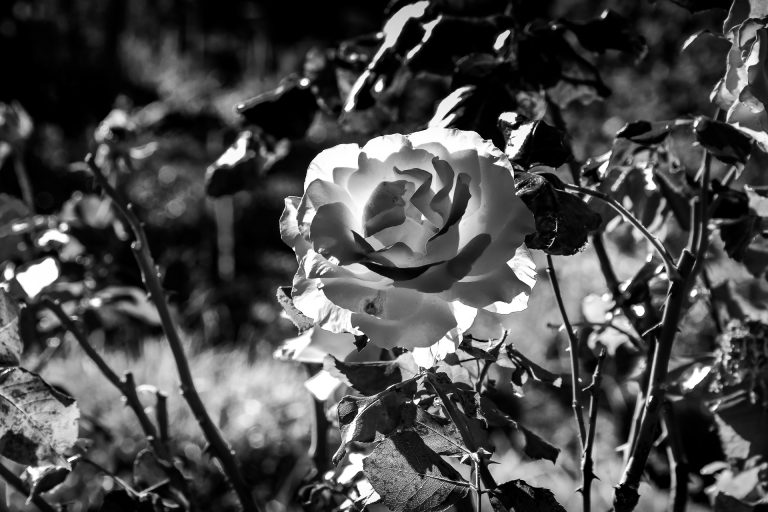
[280,196,310,259]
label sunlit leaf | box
[363,431,471,512]
[0,367,79,466]
[0,290,22,367]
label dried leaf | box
[489,480,566,512]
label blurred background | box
[0,0,736,510]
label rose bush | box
[280,127,536,356]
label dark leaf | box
[363,431,471,512]
[514,171,602,255]
[498,113,570,168]
[0,193,33,262]
[98,490,158,512]
[479,397,560,463]
[616,120,674,145]
[563,10,647,59]
[324,354,416,395]
[236,76,317,139]
[489,480,567,512]
[276,286,314,333]
[429,84,515,147]
[205,131,264,197]
[694,117,753,164]
[406,15,512,75]
[21,463,70,499]
[333,382,416,464]
[0,289,22,367]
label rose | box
[280,128,536,353]
[712,17,768,148]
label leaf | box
[324,353,417,395]
[0,290,22,367]
[724,0,768,33]
[478,397,560,464]
[0,367,79,466]
[276,286,314,333]
[236,76,317,140]
[333,382,416,464]
[498,113,570,168]
[89,286,161,327]
[497,345,566,390]
[21,463,71,501]
[745,186,768,217]
[489,480,566,512]
[514,171,602,255]
[694,117,753,164]
[0,193,32,262]
[562,10,647,60]
[411,407,465,457]
[363,431,471,512]
[615,120,675,145]
[205,131,265,197]
[405,15,512,75]
[13,257,61,299]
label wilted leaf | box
[0,367,79,466]
[236,76,317,140]
[324,353,417,395]
[489,480,566,512]
[363,431,471,512]
[514,171,602,255]
[333,382,416,463]
[0,290,22,367]
[694,117,753,164]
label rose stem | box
[561,184,680,282]
[85,154,259,512]
[662,400,688,512]
[546,254,586,446]
[582,347,606,512]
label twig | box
[156,391,170,446]
[661,401,688,512]
[546,255,587,446]
[13,154,35,212]
[0,460,57,512]
[581,348,606,512]
[85,154,259,512]
[40,297,164,454]
[563,184,680,281]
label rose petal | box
[305,143,361,190]
[274,327,357,363]
[292,260,361,336]
[299,179,361,228]
[311,202,366,264]
[363,180,411,237]
[280,196,311,259]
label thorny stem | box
[86,154,259,512]
[546,255,587,446]
[582,348,606,512]
[40,297,165,456]
[563,184,680,282]
[0,460,57,512]
[662,401,688,512]
[614,140,713,511]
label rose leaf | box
[489,480,567,512]
[0,290,22,367]
[363,431,472,512]
[694,117,753,164]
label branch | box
[562,184,680,281]
[40,297,164,454]
[546,255,587,446]
[0,460,57,512]
[581,348,606,512]
[85,154,259,512]
[613,250,695,512]
[661,401,688,512]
